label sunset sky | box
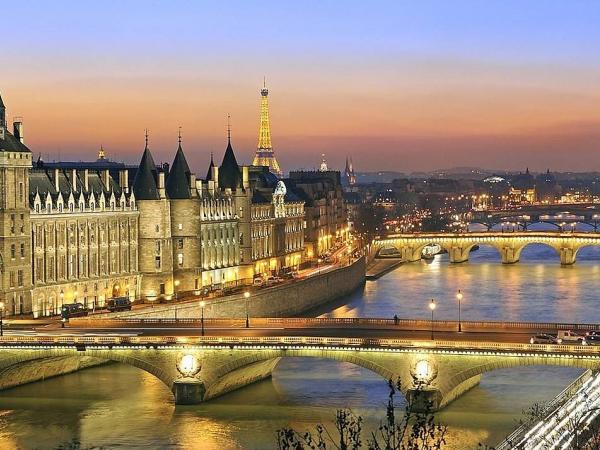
[2,1,600,173]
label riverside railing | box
[3,334,600,357]
[68,316,600,333]
[496,369,594,450]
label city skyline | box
[2,1,600,173]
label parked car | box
[530,334,561,345]
[587,335,600,346]
[557,330,587,345]
[60,303,89,320]
[265,276,282,287]
[586,330,600,337]
[106,297,132,312]
[253,278,264,287]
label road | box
[1,317,597,348]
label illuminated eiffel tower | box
[252,80,282,177]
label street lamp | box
[200,300,206,336]
[174,280,180,301]
[244,291,250,328]
[429,299,436,340]
[0,301,4,337]
[456,290,463,332]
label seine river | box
[2,242,600,449]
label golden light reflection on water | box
[0,243,599,448]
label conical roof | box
[132,146,160,200]
[219,139,242,189]
[206,153,215,181]
[166,144,191,199]
[0,92,5,108]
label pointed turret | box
[206,152,215,181]
[219,136,242,189]
[0,91,6,134]
[166,141,192,199]
[132,133,160,200]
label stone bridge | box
[3,329,600,411]
[373,232,600,264]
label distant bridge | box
[2,318,600,410]
[374,232,600,264]
[470,205,600,231]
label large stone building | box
[0,91,333,317]
[287,170,348,257]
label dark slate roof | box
[132,147,160,200]
[219,139,242,189]
[0,92,5,108]
[166,144,191,199]
[0,130,31,153]
[251,190,270,204]
[206,153,215,181]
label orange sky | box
[3,2,600,173]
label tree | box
[276,378,447,450]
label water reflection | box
[1,242,600,448]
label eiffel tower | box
[252,80,282,177]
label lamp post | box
[429,299,436,340]
[200,300,205,337]
[174,280,180,301]
[456,290,463,332]
[0,301,4,337]
[244,291,250,328]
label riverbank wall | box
[109,257,366,319]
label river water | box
[2,242,600,449]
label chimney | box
[71,169,78,191]
[190,174,197,197]
[195,179,203,196]
[212,166,219,187]
[158,172,166,198]
[208,180,215,196]
[53,168,60,192]
[119,169,129,193]
[83,169,89,192]
[242,166,249,189]
[13,118,24,144]
[102,170,110,189]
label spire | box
[0,91,5,131]
[166,134,191,199]
[219,122,242,189]
[227,113,231,142]
[252,80,282,177]
[206,152,215,181]
[132,132,160,200]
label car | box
[530,334,561,345]
[265,276,282,286]
[60,303,89,320]
[557,330,587,345]
[106,297,132,312]
[586,330,600,337]
[587,335,600,346]
[253,278,264,287]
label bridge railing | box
[68,316,600,333]
[4,334,600,357]
[495,369,595,450]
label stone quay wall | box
[110,257,366,319]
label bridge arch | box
[0,348,178,393]
[440,357,600,409]
[202,348,407,401]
